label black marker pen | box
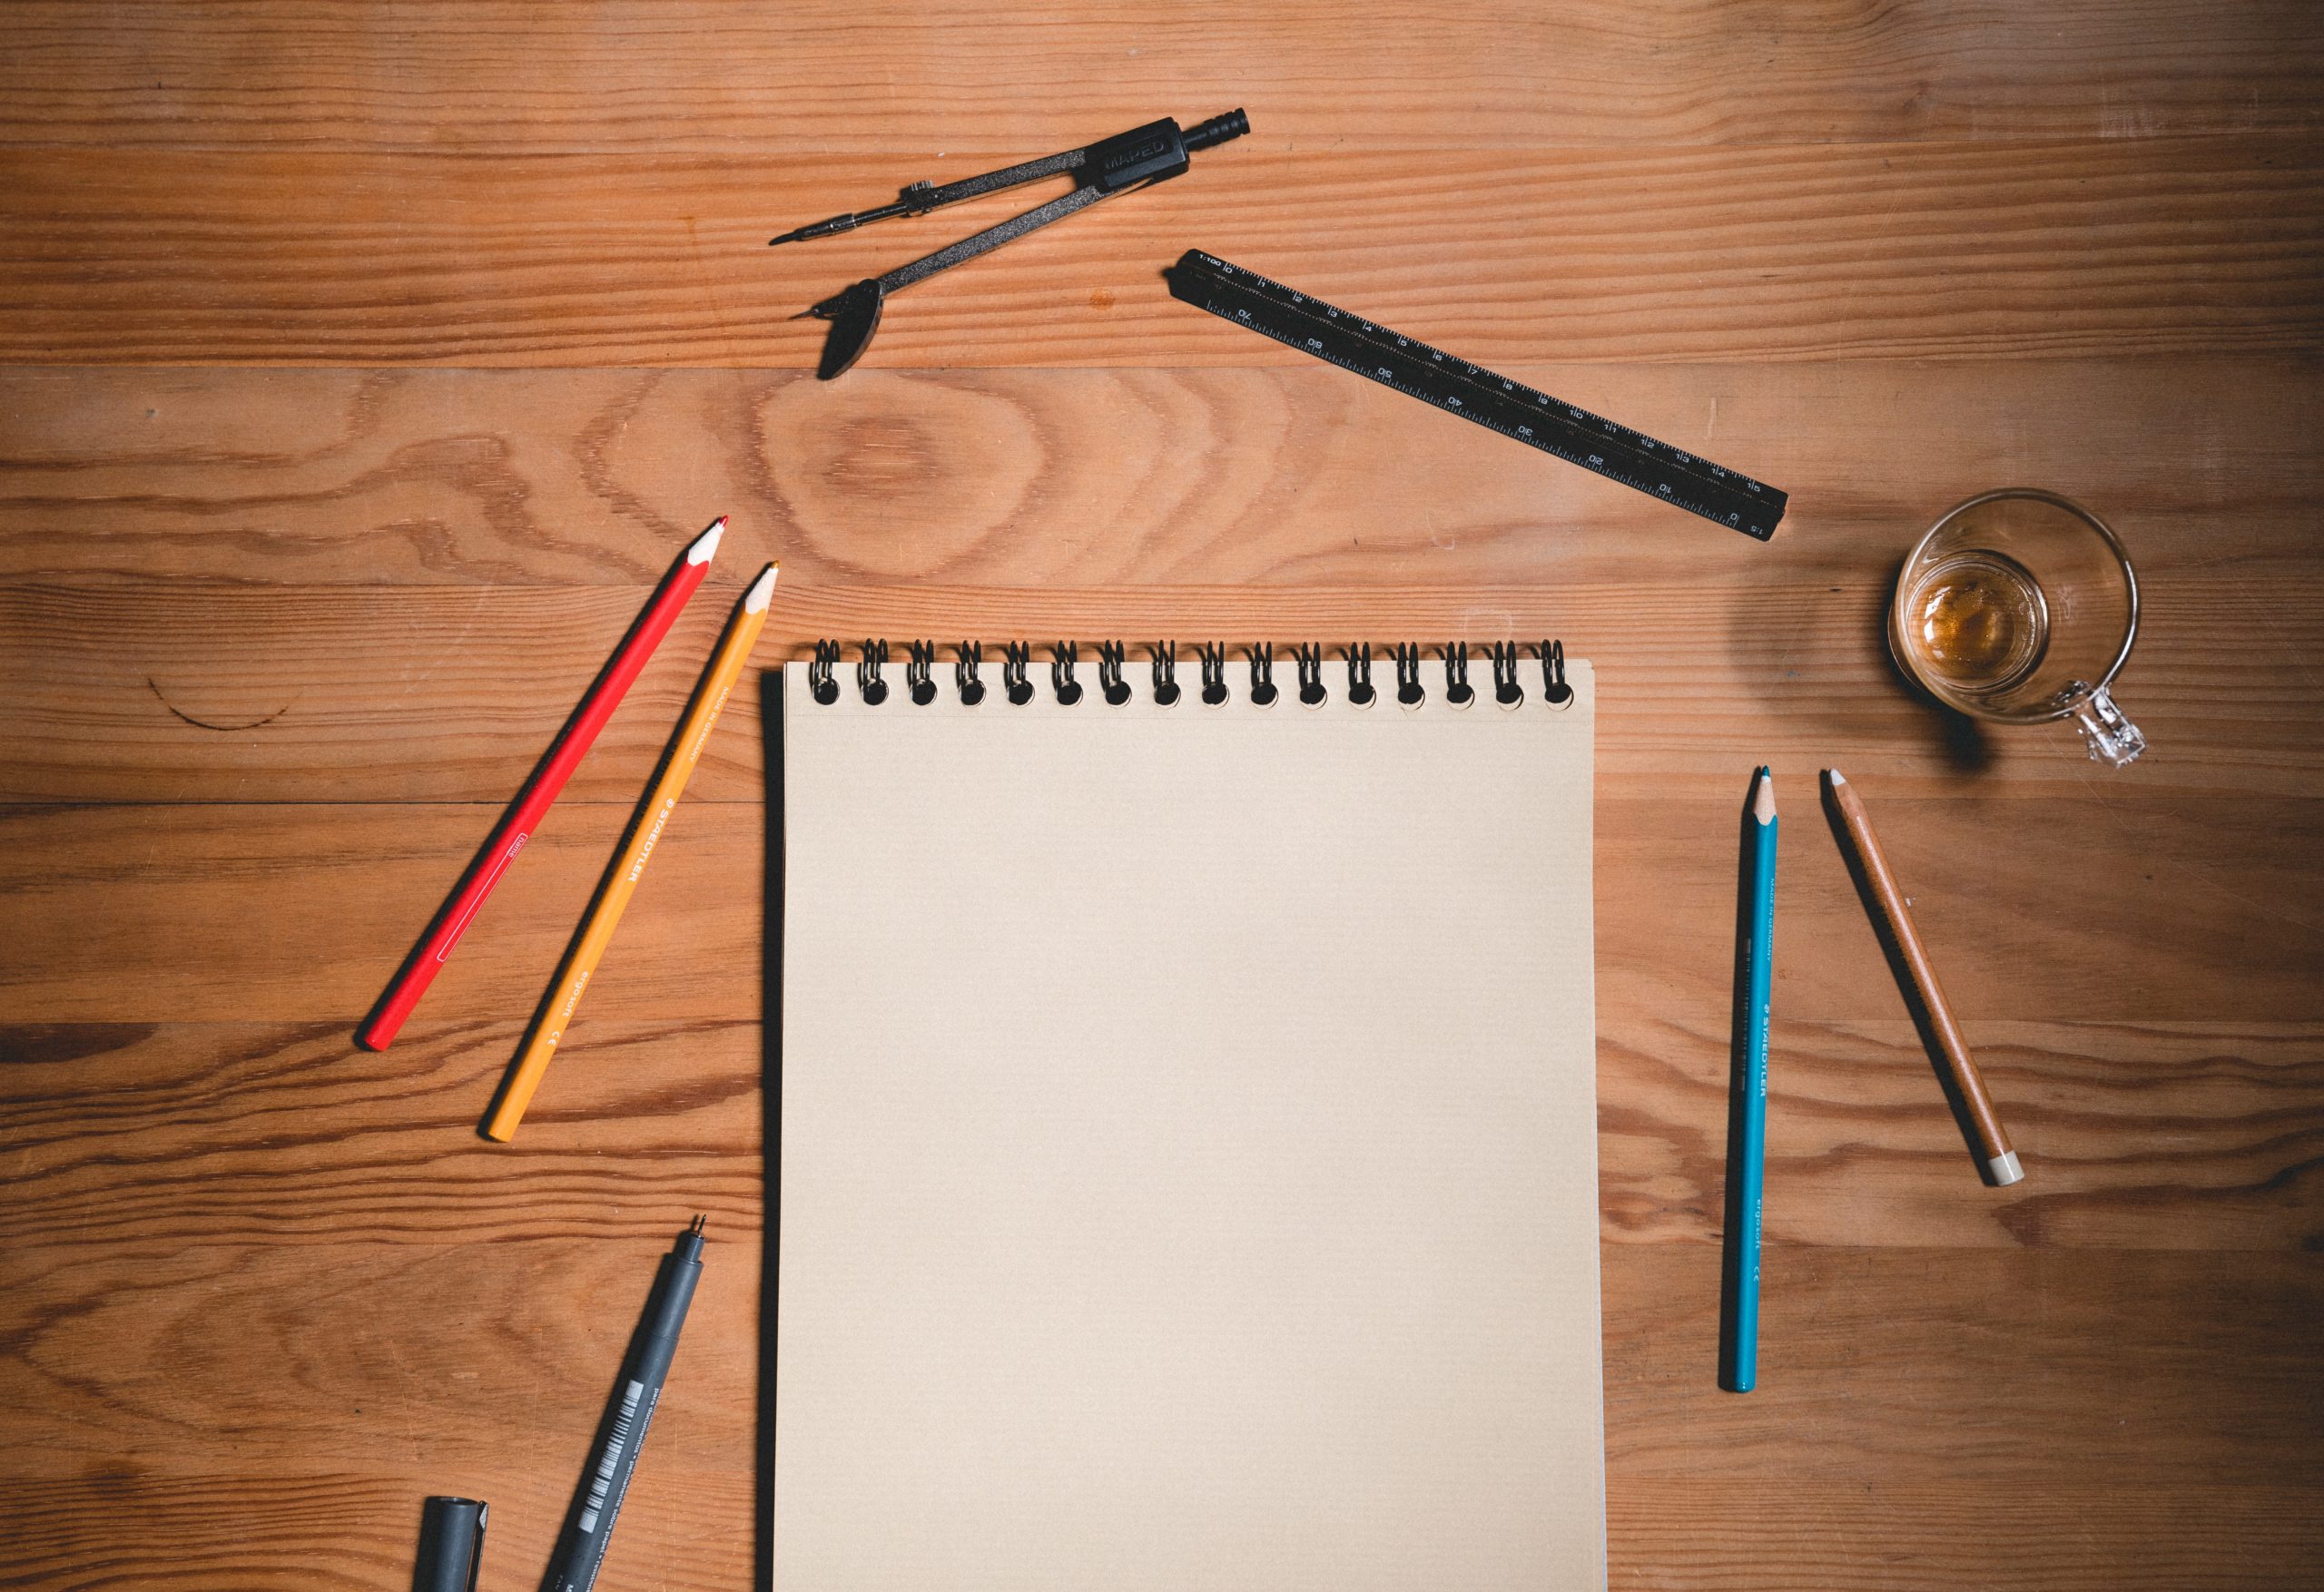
[541,1216,707,1592]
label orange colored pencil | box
[486,562,776,1139]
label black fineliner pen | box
[541,1216,708,1592]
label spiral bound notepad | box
[774,641,1604,1592]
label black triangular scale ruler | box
[1167,250,1786,540]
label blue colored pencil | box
[1722,766,1777,1392]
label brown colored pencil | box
[1822,768,2024,1186]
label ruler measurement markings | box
[1239,262,1738,486]
[1213,294,1758,523]
[1174,251,1781,538]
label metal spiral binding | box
[857,638,890,704]
[801,637,1571,709]
[1096,641,1130,704]
[1198,642,1229,706]
[1393,642,1425,707]
[1539,639,1572,706]
[1003,642,1034,705]
[809,639,842,704]
[1489,641,1523,705]
[1442,643,1473,707]
[1247,643,1277,706]
[1294,644,1326,706]
[1151,642,1181,706]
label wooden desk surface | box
[3,5,2319,1587]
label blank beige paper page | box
[775,657,1602,1592]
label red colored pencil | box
[357,517,725,1051]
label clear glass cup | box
[1890,489,2144,767]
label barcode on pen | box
[578,1380,645,1534]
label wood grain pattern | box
[0,1241,2315,1584]
[2,1018,2312,1256]
[5,362,2314,586]
[11,1471,2319,1592]
[1,358,2317,806]
[2,1245,2312,1489]
[0,1022,764,1250]
[4,1471,750,1592]
[5,1,2319,152]
[2,3,2319,1587]
[1,1235,763,1589]
[1,795,2318,1027]
[9,1474,2321,1592]
[5,573,2316,803]
[1605,1483,2324,1592]
[5,140,2320,366]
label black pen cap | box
[413,1496,487,1592]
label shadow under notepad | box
[756,666,785,1592]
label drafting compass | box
[770,110,1249,378]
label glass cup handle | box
[2072,685,2146,768]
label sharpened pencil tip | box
[1752,767,1777,823]
[687,517,725,565]
[1826,767,1847,787]
[743,563,778,613]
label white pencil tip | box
[1826,767,1847,786]
[1752,767,1777,823]
[743,563,778,613]
[1988,1151,2024,1186]
[687,517,726,565]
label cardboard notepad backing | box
[774,656,1604,1590]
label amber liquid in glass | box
[1904,550,2048,693]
